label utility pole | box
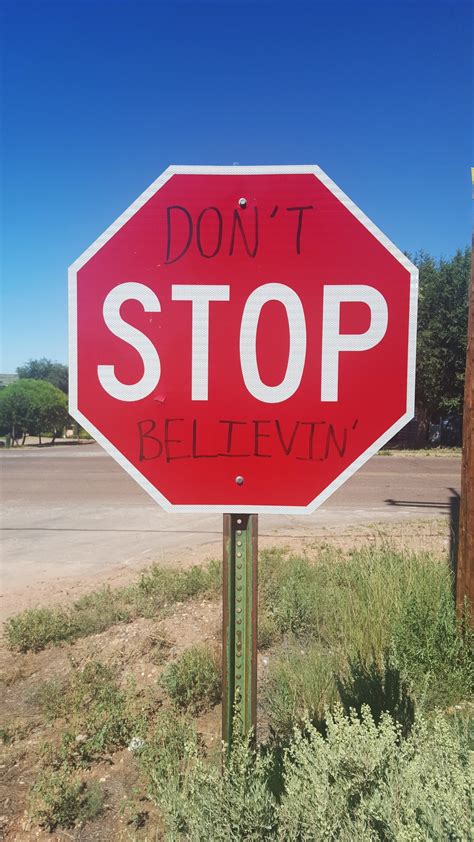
[455,169,474,622]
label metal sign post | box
[222,514,258,750]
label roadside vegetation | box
[140,705,470,841]
[258,546,473,728]
[159,644,221,714]
[4,560,221,652]
[1,543,472,838]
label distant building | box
[0,373,18,389]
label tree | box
[16,358,68,394]
[0,380,68,445]
[414,248,470,443]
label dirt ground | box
[0,597,223,841]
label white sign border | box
[69,165,418,514]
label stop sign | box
[69,165,417,513]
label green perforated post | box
[222,514,258,752]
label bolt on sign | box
[69,166,418,513]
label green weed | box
[138,708,198,797]
[392,574,474,708]
[259,552,320,639]
[30,767,104,831]
[36,661,148,768]
[4,558,221,652]
[0,725,13,744]
[262,644,337,736]
[146,725,277,841]
[259,545,471,726]
[160,645,221,714]
[278,705,471,841]
[4,606,78,652]
[136,559,220,617]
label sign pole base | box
[222,514,258,752]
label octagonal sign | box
[69,165,418,513]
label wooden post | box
[456,178,474,622]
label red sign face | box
[69,166,417,513]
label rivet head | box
[238,197,247,208]
[235,476,244,485]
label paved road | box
[0,445,460,618]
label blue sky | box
[1,0,472,371]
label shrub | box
[30,768,103,831]
[160,645,221,714]
[4,558,221,652]
[0,378,68,442]
[278,706,472,841]
[146,728,277,841]
[72,586,134,633]
[144,707,471,841]
[34,661,121,720]
[139,709,198,799]
[137,560,220,615]
[4,607,77,652]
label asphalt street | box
[0,445,460,619]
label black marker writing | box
[229,207,259,257]
[165,206,193,264]
[286,205,314,254]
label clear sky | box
[1,0,472,372]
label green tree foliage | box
[0,379,68,444]
[414,248,470,438]
[17,357,68,394]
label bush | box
[138,709,198,799]
[137,560,220,616]
[30,768,103,831]
[4,607,77,652]
[147,728,277,841]
[72,585,138,635]
[278,706,471,841]
[160,645,221,714]
[0,378,68,441]
[4,558,221,652]
[144,707,471,841]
